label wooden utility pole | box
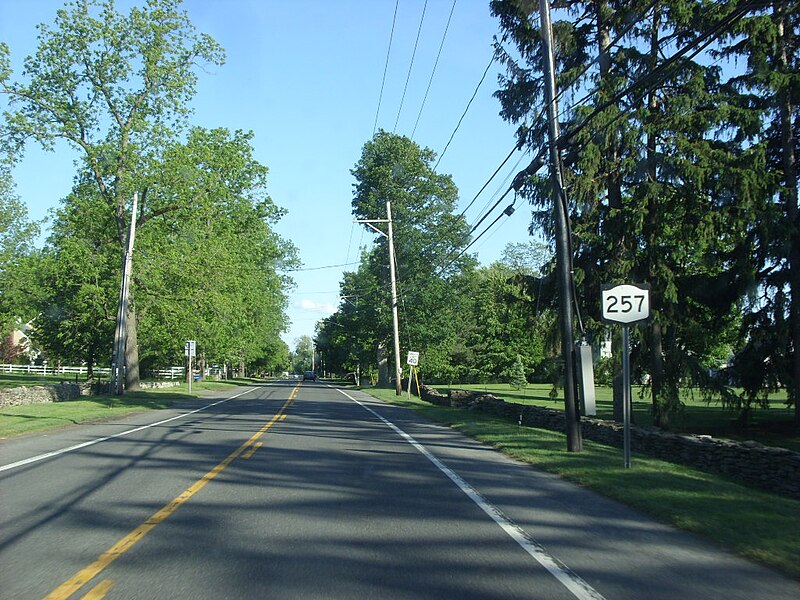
[111,192,138,396]
[355,201,403,395]
[538,0,582,451]
[386,201,403,395]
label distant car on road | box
[303,371,316,381]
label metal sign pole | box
[601,283,650,469]
[622,325,631,468]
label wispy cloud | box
[296,298,336,314]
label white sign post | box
[185,340,196,394]
[601,284,651,468]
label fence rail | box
[0,364,189,379]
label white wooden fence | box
[0,364,187,379]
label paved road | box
[1,381,798,599]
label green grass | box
[0,372,76,389]
[0,378,258,438]
[0,394,174,438]
[435,383,799,452]
[364,387,800,580]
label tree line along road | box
[1,381,798,599]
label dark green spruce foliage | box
[718,2,800,426]
[491,0,774,428]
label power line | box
[287,261,361,272]
[559,0,763,149]
[394,0,429,132]
[323,0,774,343]
[433,53,495,171]
[552,0,662,123]
[459,143,518,216]
[411,0,457,139]
[469,186,514,234]
[373,0,400,135]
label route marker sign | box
[601,284,651,468]
[601,283,651,324]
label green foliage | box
[291,335,314,374]
[490,0,777,428]
[319,131,475,382]
[28,127,297,372]
[0,0,227,387]
[0,168,39,330]
[1,3,295,377]
[714,3,800,424]
[507,354,528,390]
[133,127,296,369]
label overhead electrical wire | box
[433,54,495,171]
[394,0,429,132]
[411,0,458,139]
[287,261,361,272]
[425,0,731,282]
[327,0,774,342]
[558,0,764,149]
[459,143,518,216]
[551,0,661,123]
[373,0,400,135]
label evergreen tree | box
[718,1,800,427]
[491,0,765,427]
[508,354,529,390]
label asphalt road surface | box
[1,381,798,599]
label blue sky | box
[2,0,537,348]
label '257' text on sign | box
[601,284,651,325]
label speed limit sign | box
[601,284,651,324]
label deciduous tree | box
[1,0,225,389]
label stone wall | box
[0,382,95,407]
[416,384,800,499]
[0,380,181,408]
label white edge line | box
[335,386,606,600]
[0,387,257,473]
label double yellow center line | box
[44,387,299,600]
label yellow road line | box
[80,579,114,600]
[43,389,299,600]
[242,441,262,459]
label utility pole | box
[386,201,403,395]
[355,200,403,395]
[539,0,582,451]
[111,192,138,396]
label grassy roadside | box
[363,387,800,580]
[0,378,257,438]
[435,382,798,452]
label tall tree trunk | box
[124,301,140,391]
[597,0,626,422]
[646,2,668,429]
[776,4,800,428]
[376,341,389,388]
